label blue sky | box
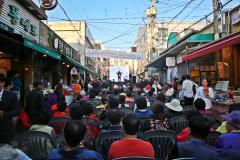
[36,0,239,50]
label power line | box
[101,25,139,44]
[57,3,86,47]
[165,0,196,27]
[172,0,206,30]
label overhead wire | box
[172,0,206,30]
[165,0,196,28]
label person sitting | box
[125,91,134,102]
[70,103,83,121]
[53,101,69,118]
[147,88,157,105]
[194,98,212,115]
[215,110,240,152]
[165,99,184,119]
[88,90,101,107]
[157,92,167,103]
[217,104,240,134]
[177,116,217,160]
[118,94,129,108]
[0,119,31,160]
[96,97,108,109]
[150,101,169,130]
[30,110,56,139]
[105,110,123,131]
[134,96,153,118]
[108,114,154,159]
[165,84,174,98]
[48,121,103,160]
[107,96,120,109]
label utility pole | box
[146,0,157,62]
[212,0,220,39]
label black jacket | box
[26,89,45,117]
[0,90,20,119]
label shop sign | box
[0,21,13,33]
[166,57,176,67]
[0,0,40,42]
[40,0,58,10]
[231,9,240,25]
[8,5,37,36]
[176,54,182,64]
[39,22,77,60]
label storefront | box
[183,31,240,88]
[0,0,47,101]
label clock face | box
[54,38,59,49]
[40,0,58,10]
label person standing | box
[0,74,19,130]
[194,79,214,109]
[26,80,45,121]
[182,75,196,106]
[117,71,122,82]
[11,71,22,101]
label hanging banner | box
[86,49,144,60]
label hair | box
[0,73,6,83]
[55,83,63,96]
[57,101,67,112]
[57,94,66,103]
[83,103,94,116]
[152,101,165,115]
[31,110,50,125]
[229,104,240,113]
[101,97,108,105]
[4,79,12,88]
[99,110,108,121]
[194,98,206,111]
[113,88,119,95]
[168,84,173,88]
[75,94,83,102]
[126,91,132,97]
[108,96,119,109]
[108,110,122,125]
[135,96,147,109]
[119,95,126,103]
[70,104,83,120]
[185,74,190,80]
[189,116,210,139]
[157,92,166,103]
[64,121,87,148]
[122,114,140,135]
[89,91,96,99]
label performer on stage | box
[117,71,122,82]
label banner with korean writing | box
[86,49,144,60]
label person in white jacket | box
[152,80,161,95]
[194,79,214,109]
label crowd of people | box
[0,73,240,160]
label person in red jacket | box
[109,114,155,159]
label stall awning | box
[64,56,97,75]
[183,31,240,61]
[24,39,61,60]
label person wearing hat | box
[215,110,240,152]
[165,99,184,119]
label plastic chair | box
[48,117,71,134]
[142,130,177,160]
[18,131,53,160]
[206,131,222,146]
[95,130,124,159]
[113,157,155,160]
[169,116,188,134]
[54,133,66,149]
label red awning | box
[183,31,240,61]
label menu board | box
[215,81,229,92]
